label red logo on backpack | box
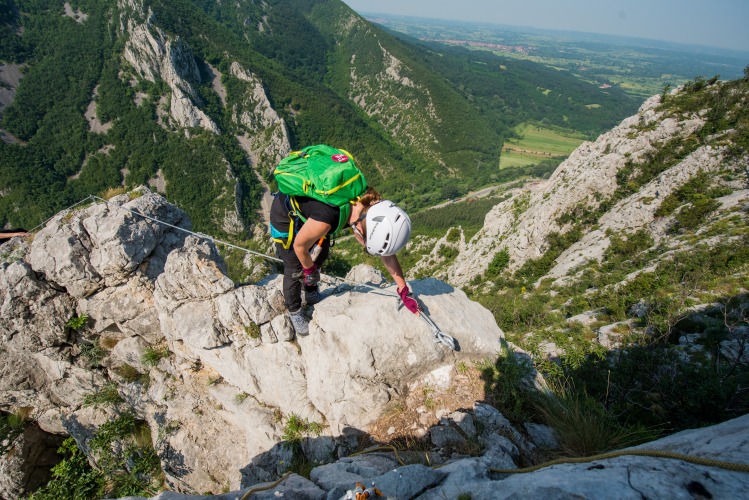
[331,154,349,163]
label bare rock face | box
[0,189,504,494]
[111,412,749,499]
[0,423,65,499]
[1,260,76,350]
[230,62,291,171]
[446,93,725,285]
[29,190,189,297]
[119,0,218,133]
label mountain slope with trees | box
[0,0,639,233]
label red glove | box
[303,264,320,287]
[398,285,420,315]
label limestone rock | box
[120,0,218,133]
[0,423,65,499]
[29,190,189,296]
[28,215,102,298]
[443,92,742,285]
[1,189,507,494]
[0,261,76,349]
[230,62,291,170]
[154,236,234,308]
[524,422,559,449]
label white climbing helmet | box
[364,201,412,256]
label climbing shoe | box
[289,308,309,336]
[304,287,321,306]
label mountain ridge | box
[0,0,638,231]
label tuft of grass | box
[282,413,325,444]
[83,382,124,408]
[141,346,170,367]
[80,339,106,367]
[99,336,120,350]
[528,382,654,457]
[1,410,28,454]
[100,187,126,200]
[234,392,249,404]
[244,322,261,339]
[113,364,149,385]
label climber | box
[270,186,418,336]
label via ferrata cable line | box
[30,194,459,349]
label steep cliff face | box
[432,82,749,285]
[331,13,444,167]
[229,61,291,170]
[119,0,218,134]
[0,189,503,493]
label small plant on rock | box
[142,345,170,366]
[244,322,261,339]
[66,314,89,331]
[80,339,106,368]
[83,382,124,408]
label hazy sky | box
[340,0,749,53]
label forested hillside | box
[0,0,639,234]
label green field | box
[499,123,587,169]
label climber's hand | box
[302,264,320,287]
[398,285,420,315]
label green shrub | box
[437,244,458,261]
[27,437,104,500]
[88,412,162,497]
[244,322,261,339]
[486,249,510,277]
[482,290,560,334]
[66,314,89,331]
[604,229,653,262]
[670,197,721,233]
[30,413,162,498]
[574,341,749,433]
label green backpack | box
[274,144,367,236]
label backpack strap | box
[269,195,302,250]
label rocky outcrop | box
[0,423,65,499]
[230,62,291,172]
[446,91,746,285]
[119,0,218,133]
[120,410,749,499]
[0,189,504,494]
[337,14,443,167]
